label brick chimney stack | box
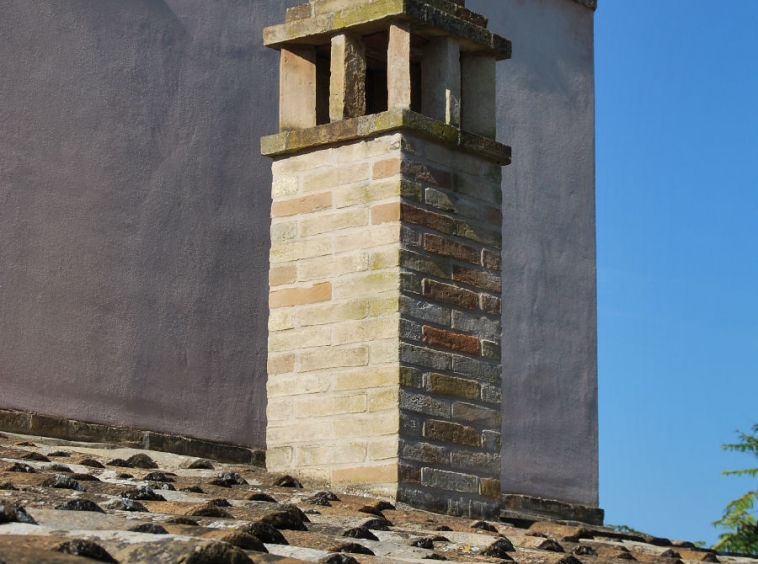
[262,0,510,518]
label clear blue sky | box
[596,0,758,546]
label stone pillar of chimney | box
[262,0,511,518]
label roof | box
[2,431,756,564]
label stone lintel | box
[0,408,265,466]
[501,493,605,527]
[261,108,511,166]
[264,0,511,61]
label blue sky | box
[596,0,758,546]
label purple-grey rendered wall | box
[472,0,599,506]
[0,0,299,448]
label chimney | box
[262,0,510,519]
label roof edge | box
[571,0,597,10]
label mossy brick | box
[400,366,423,389]
[331,316,399,346]
[425,187,482,221]
[423,419,480,447]
[422,279,478,310]
[333,223,399,252]
[332,270,399,299]
[369,294,400,317]
[480,478,502,499]
[400,248,450,279]
[400,161,452,189]
[423,233,479,264]
[452,265,501,292]
[429,373,480,400]
[421,467,478,493]
[481,384,502,405]
[369,246,400,270]
[451,402,501,428]
[454,219,502,248]
[422,326,480,355]
[400,179,424,201]
[286,3,312,22]
[300,208,368,237]
[368,387,400,412]
[400,270,423,294]
[481,340,501,360]
[334,180,397,208]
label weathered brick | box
[268,372,330,397]
[298,299,367,327]
[370,339,400,364]
[480,294,502,315]
[400,271,423,294]
[299,442,366,466]
[452,402,502,428]
[481,248,502,270]
[429,373,480,400]
[300,208,368,236]
[400,390,450,418]
[267,353,295,375]
[369,247,399,270]
[399,343,451,371]
[332,316,399,346]
[401,203,454,234]
[371,202,400,224]
[269,326,331,352]
[423,279,478,310]
[333,271,398,299]
[295,393,367,418]
[400,411,422,437]
[481,340,501,360]
[423,419,480,447]
[368,436,399,461]
[333,180,391,208]
[302,162,370,192]
[424,233,479,264]
[298,252,368,282]
[452,356,501,385]
[400,249,449,279]
[272,148,332,174]
[271,220,297,244]
[271,236,332,263]
[421,467,478,493]
[401,224,423,249]
[400,318,423,341]
[271,191,332,217]
[425,186,481,220]
[451,451,500,475]
[452,311,501,341]
[333,366,399,391]
[483,205,502,227]
[373,158,401,179]
[481,384,502,405]
[482,430,502,453]
[266,447,293,468]
[454,173,502,205]
[399,463,421,484]
[399,295,451,326]
[334,223,399,252]
[400,366,423,389]
[400,440,450,465]
[332,134,401,163]
[368,387,400,412]
[422,326,480,355]
[299,345,368,371]
[401,161,452,188]
[400,179,424,202]
[332,463,398,485]
[272,176,299,198]
[452,265,501,293]
[270,282,332,309]
[369,294,400,317]
[267,398,294,421]
[480,478,502,499]
[270,265,297,286]
[269,309,295,332]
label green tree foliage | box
[713,424,758,554]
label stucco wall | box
[0,0,299,448]
[471,0,599,506]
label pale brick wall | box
[267,133,405,491]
